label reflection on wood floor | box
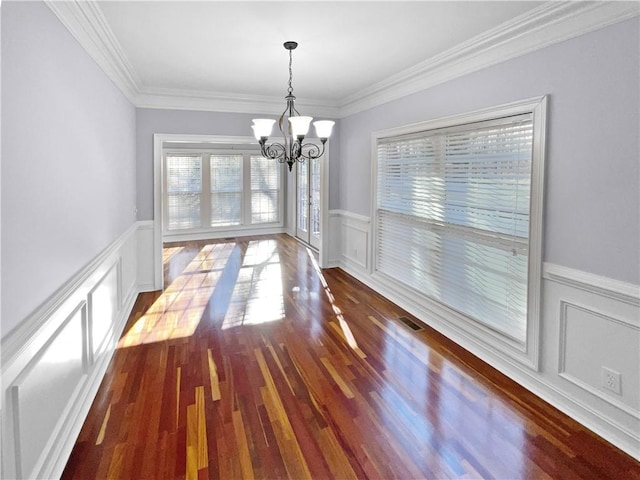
[62,234,639,479]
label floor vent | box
[397,316,424,331]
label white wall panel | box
[327,212,342,267]
[10,304,87,478]
[89,263,119,360]
[136,220,156,292]
[559,302,639,416]
[330,210,370,272]
[121,228,138,299]
[1,222,147,479]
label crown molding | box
[135,87,341,118]
[44,0,141,104]
[45,1,638,119]
[337,1,640,117]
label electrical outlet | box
[601,367,622,395]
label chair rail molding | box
[543,262,640,306]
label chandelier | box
[251,41,335,172]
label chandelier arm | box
[261,142,287,163]
[298,140,326,161]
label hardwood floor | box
[62,234,639,479]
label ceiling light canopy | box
[252,41,334,171]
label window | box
[210,155,242,227]
[250,155,280,224]
[166,155,202,230]
[163,149,283,236]
[373,98,546,366]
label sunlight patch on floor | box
[305,247,363,354]
[162,246,184,264]
[118,243,235,348]
[221,239,285,330]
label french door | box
[296,158,320,249]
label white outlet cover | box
[601,366,622,395]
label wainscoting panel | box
[0,221,149,479]
[329,210,370,272]
[89,262,119,362]
[10,303,87,479]
[559,302,639,418]
[327,211,343,267]
[137,220,156,292]
[542,264,640,455]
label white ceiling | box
[98,1,540,102]
[48,1,639,116]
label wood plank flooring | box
[62,234,639,479]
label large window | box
[163,149,282,236]
[373,98,546,365]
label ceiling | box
[48,1,639,116]
[97,1,539,101]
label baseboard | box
[0,221,148,479]
[162,225,286,243]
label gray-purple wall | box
[338,18,640,284]
[1,1,137,336]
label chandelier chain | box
[287,49,293,96]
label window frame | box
[162,148,285,238]
[370,96,547,369]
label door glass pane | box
[310,158,320,237]
[297,161,309,233]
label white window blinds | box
[164,150,283,236]
[376,114,533,342]
[210,155,242,227]
[166,155,202,230]
[251,155,280,224]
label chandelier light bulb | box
[288,116,313,137]
[313,120,335,139]
[252,118,275,138]
[250,125,261,141]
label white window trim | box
[162,148,285,238]
[370,96,547,370]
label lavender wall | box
[1,1,137,336]
[135,108,340,220]
[338,18,640,284]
